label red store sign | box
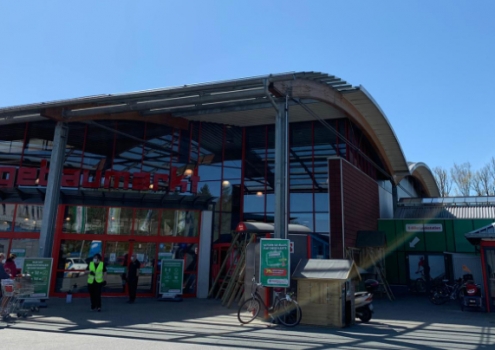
[0,165,200,194]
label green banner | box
[106,266,126,274]
[22,258,53,298]
[260,238,290,287]
[159,259,184,295]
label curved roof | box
[408,162,440,197]
[0,71,431,187]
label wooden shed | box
[292,259,361,327]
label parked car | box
[65,258,88,278]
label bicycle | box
[428,278,463,305]
[237,277,302,327]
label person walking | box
[3,254,17,278]
[126,254,140,304]
[0,253,10,283]
[86,253,107,312]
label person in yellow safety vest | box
[86,253,107,312]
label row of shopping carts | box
[1,275,37,321]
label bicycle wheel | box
[275,299,302,327]
[237,298,261,324]
[415,279,426,294]
[429,288,447,305]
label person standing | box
[86,253,107,312]
[0,253,10,281]
[4,254,17,278]
[126,254,140,304]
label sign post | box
[22,258,53,298]
[158,259,184,302]
[260,238,290,287]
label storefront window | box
[54,239,100,293]
[104,241,130,293]
[63,206,106,234]
[290,193,313,212]
[11,239,39,273]
[315,213,329,233]
[290,213,314,231]
[133,209,159,236]
[160,210,199,237]
[14,205,43,232]
[0,239,9,255]
[179,211,200,237]
[0,204,15,232]
[107,207,133,235]
[133,242,156,293]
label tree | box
[450,162,472,196]
[433,166,452,197]
[472,164,493,196]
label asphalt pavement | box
[1,294,494,350]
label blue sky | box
[1,1,494,173]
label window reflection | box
[290,213,314,231]
[160,210,199,237]
[107,207,133,235]
[290,193,313,212]
[14,205,43,232]
[133,209,159,236]
[0,204,15,231]
[315,213,329,232]
[63,206,106,234]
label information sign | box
[22,258,53,298]
[159,259,184,295]
[260,239,290,287]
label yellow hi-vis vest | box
[87,262,104,284]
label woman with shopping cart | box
[1,253,12,318]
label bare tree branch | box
[472,164,492,196]
[450,162,472,196]
[433,166,452,197]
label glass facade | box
[1,116,386,295]
[53,205,201,296]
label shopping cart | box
[1,279,15,321]
[1,275,36,321]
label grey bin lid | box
[292,259,361,281]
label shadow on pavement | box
[1,295,494,350]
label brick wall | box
[329,158,379,258]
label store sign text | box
[405,223,443,233]
[0,165,200,194]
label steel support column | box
[392,182,398,218]
[39,122,68,257]
[274,96,289,239]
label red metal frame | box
[239,127,246,222]
[51,204,201,298]
[480,241,495,312]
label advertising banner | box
[159,259,184,295]
[22,258,53,298]
[260,238,290,287]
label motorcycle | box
[460,274,483,311]
[355,279,379,323]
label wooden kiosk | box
[292,259,361,327]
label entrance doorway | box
[51,204,201,298]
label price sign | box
[159,259,184,295]
[22,258,53,298]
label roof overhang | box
[0,71,426,184]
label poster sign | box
[406,224,443,233]
[159,259,184,295]
[22,258,53,298]
[260,238,290,287]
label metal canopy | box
[0,71,438,191]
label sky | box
[1,1,494,173]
